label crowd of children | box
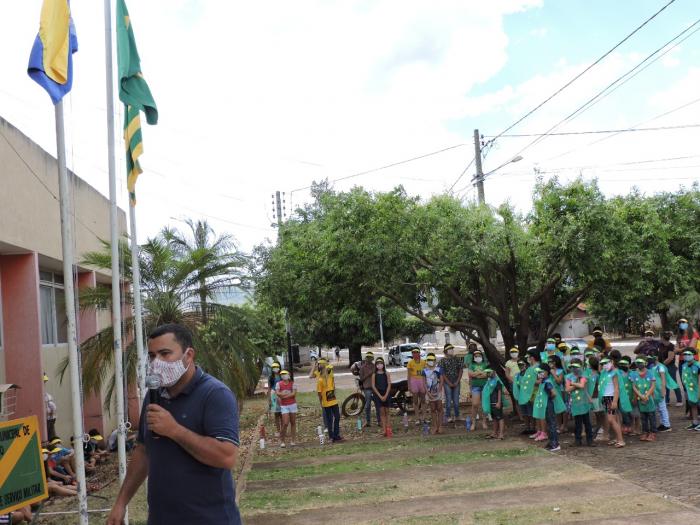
[507,328,700,451]
[264,322,699,452]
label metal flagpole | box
[54,100,89,525]
[129,202,147,403]
[104,0,129,519]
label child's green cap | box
[568,362,582,368]
[570,348,581,354]
[619,357,630,364]
[634,358,647,365]
[599,358,610,365]
[683,349,695,355]
[546,338,556,343]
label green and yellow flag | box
[116,0,157,204]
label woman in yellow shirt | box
[317,364,344,443]
[407,348,427,424]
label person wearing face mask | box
[276,370,298,447]
[512,360,529,426]
[539,338,561,364]
[659,331,683,407]
[267,362,283,437]
[107,324,242,525]
[597,357,627,448]
[407,348,428,425]
[482,368,505,439]
[680,349,700,430]
[646,349,676,432]
[318,364,344,443]
[677,318,699,351]
[440,344,464,424]
[634,330,661,357]
[631,358,657,442]
[504,348,521,383]
[371,357,393,438]
[565,360,594,446]
[617,357,635,435]
[587,327,612,354]
[423,353,444,434]
[533,364,566,451]
[350,351,381,429]
[468,350,489,431]
[517,351,540,436]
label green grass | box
[255,433,487,463]
[248,447,541,482]
[241,463,601,514]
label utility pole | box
[473,128,485,204]
[273,191,295,379]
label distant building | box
[554,303,591,338]
[0,116,128,440]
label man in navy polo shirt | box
[107,324,241,525]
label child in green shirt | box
[631,358,657,442]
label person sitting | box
[87,429,110,462]
[43,446,75,485]
[0,505,32,524]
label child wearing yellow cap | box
[423,353,444,434]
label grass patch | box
[255,433,487,463]
[472,495,677,524]
[241,464,600,514]
[248,447,541,482]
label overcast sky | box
[1,0,699,252]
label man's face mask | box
[546,343,556,351]
[680,322,689,331]
[150,349,192,387]
[474,356,483,363]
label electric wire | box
[488,0,678,144]
[494,17,700,178]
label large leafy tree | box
[257,178,623,373]
[61,220,276,405]
[587,186,700,331]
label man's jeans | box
[665,363,683,403]
[443,383,461,418]
[323,405,341,441]
[364,388,381,425]
[657,399,671,427]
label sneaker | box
[685,423,698,430]
[529,432,539,439]
[676,402,684,407]
[280,442,286,448]
[657,425,672,432]
[694,425,700,432]
[549,445,561,452]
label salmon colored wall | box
[78,271,104,435]
[0,253,46,437]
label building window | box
[39,271,67,345]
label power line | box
[488,0,678,143]
[543,96,700,162]
[289,143,467,193]
[486,123,700,138]
[446,156,475,193]
[497,16,700,174]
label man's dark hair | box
[148,323,193,351]
[527,349,540,362]
[552,333,562,340]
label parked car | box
[388,343,427,367]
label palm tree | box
[162,219,248,324]
[59,220,272,408]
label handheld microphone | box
[145,374,162,439]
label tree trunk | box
[658,308,670,332]
[348,342,362,366]
[200,280,208,324]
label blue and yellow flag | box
[116,0,157,204]
[27,0,78,105]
